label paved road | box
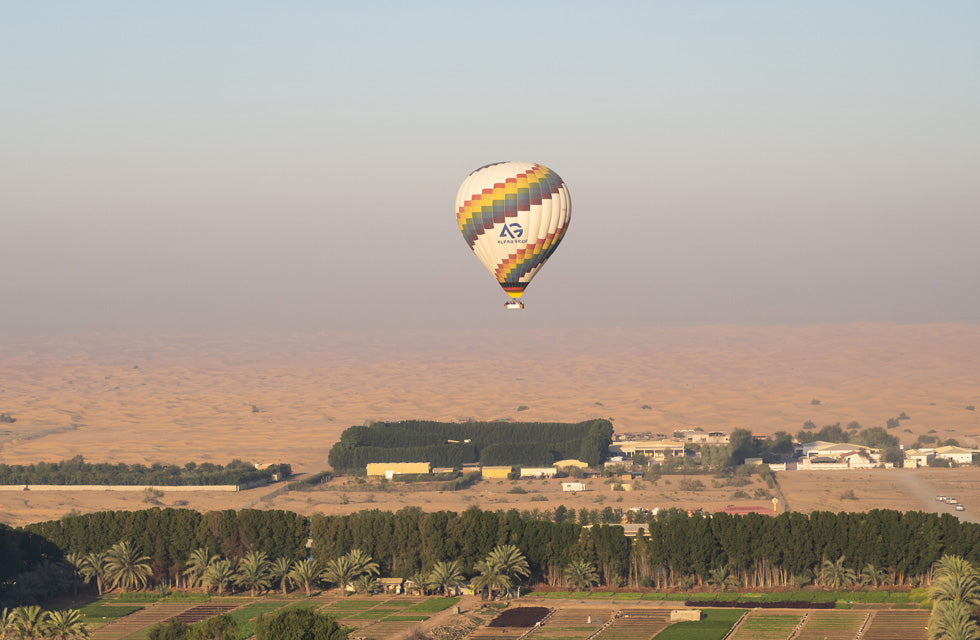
[897,472,979,523]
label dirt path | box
[896,472,979,524]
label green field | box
[644,610,746,640]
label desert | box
[1,323,979,527]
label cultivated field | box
[1,324,979,526]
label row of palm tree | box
[816,557,892,589]
[65,542,153,596]
[51,539,597,604]
[0,606,89,640]
[928,555,980,640]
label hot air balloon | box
[455,162,571,309]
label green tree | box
[861,563,885,588]
[106,541,153,591]
[81,551,110,596]
[427,560,465,597]
[46,609,91,640]
[563,560,600,591]
[182,548,217,590]
[12,605,50,639]
[471,559,510,600]
[930,600,980,640]
[353,575,376,595]
[344,549,379,579]
[191,614,239,640]
[254,606,348,640]
[486,545,530,586]
[321,557,357,596]
[236,550,271,597]
[288,558,321,597]
[63,553,87,597]
[270,558,293,595]
[818,556,856,590]
[147,619,190,640]
[202,558,237,595]
[0,609,16,640]
[708,566,740,591]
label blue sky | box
[2,2,978,333]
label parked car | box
[956,504,966,511]
[937,495,946,501]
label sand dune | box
[1,324,978,471]
[1,323,979,525]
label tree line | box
[327,419,613,471]
[15,506,980,597]
[0,456,291,487]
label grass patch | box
[588,592,615,599]
[77,603,143,622]
[348,610,395,620]
[641,592,668,601]
[654,609,746,640]
[545,591,573,599]
[404,597,459,613]
[384,615,430,621]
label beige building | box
[520,467,558,478]
[366,462,431,477]
[481,466,513,479]
[554,459,589,469]
[612,439,687,461]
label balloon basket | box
[504,301,525,310]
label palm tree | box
[409,571,430,596]
[13,605,50,640]
[861,563,884,588]
[0,608,16,640]
[563,560,600,591]
[935,555,977,583]
[708,566,740,591]
[270,558,293,595]
[471,559,511,600]
[354,575,377,595]
[428,560,465,597]
[46,609,91,640]
[288,558,321,597]
[203,558,238,595]
[105,541,153,592]
[236,551,272,597]
[930,555,980,607]
[345,549,379,579]
[487,545,530,583]
[182,547,218,590]
[929,600,980,640]
[818,556,856,590]
[82,551,110,596]
[321,556,358,596]
[63,553,87,597]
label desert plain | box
[1,323,979,527]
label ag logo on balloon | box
[499,222,523,239]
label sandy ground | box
[1,323,979,526]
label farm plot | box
[321,596,452,640]
[796,611,869,640]
[862,610,929,640]
[89,603,196,640]
[173,603,241,623]
[592,609,671,640]
[728,613,803,640]
[525,607,614,640]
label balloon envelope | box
[455,161,571,300]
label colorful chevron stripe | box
[456,164,562,248]
[494,221,570,285]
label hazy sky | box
[2,2,978,334]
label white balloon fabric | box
[455,162,571,300]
